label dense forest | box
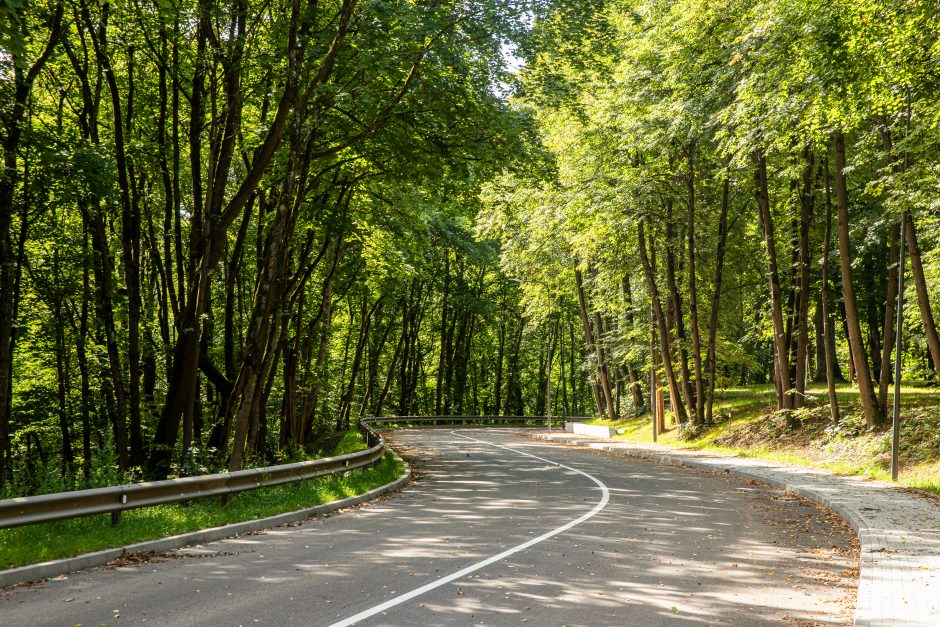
[3,0,940,495]
[484,0,940,428]
[487,0,940,437]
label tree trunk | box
[374,304,406,417]
[559,316,571,416]
[833,131,882,427]
[493,289,506,414]
[575,267,607,417]
[0,4,65,485]
[338,295,383,428]
[453,312,474,415]
[638,220,689,424]
[569,317,579,416]
[686,146,704,424]
[905,215,940,381]
[73,221,95,481]
[436,255,450,415]
[754,148,794,414]
[591,310,616,417]
[503,320,525,416]
[53,303,74,477]
[622,277,645,410]
[361,308,395,418]
[87,198,130,470]
[228,171,310,468]
[705,177,730,424]
[300,283,333,442]
[665,202,695,418]
[878,224,900,411]
[547,316,559,418]
[150,0,355,478]
[821,157,841,424]
[794,148,814,411]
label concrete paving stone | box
[533,431,940,627]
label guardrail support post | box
[111,493,127,526]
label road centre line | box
[328,431,610,627]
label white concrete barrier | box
[564,422,617,438]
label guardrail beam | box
[0,416,585,530]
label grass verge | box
[584,382,940,495]
[0,430,405,570]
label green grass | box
[0,431,405,570]
[584,382,940,495]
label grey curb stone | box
[531,432,940,627]
[0,456,411,588]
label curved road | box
[2,429,857,626]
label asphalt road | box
[2,429,857,626]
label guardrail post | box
[111,492,127,526]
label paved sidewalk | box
[532,432,940,627]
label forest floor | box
[0,430,405,571]
[586,382,940,495]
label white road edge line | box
[329,430,610,627]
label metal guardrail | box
[0,415,585,530]
[0,419,385,530]
[362,415,588,427]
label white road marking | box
[329,431,610,627]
